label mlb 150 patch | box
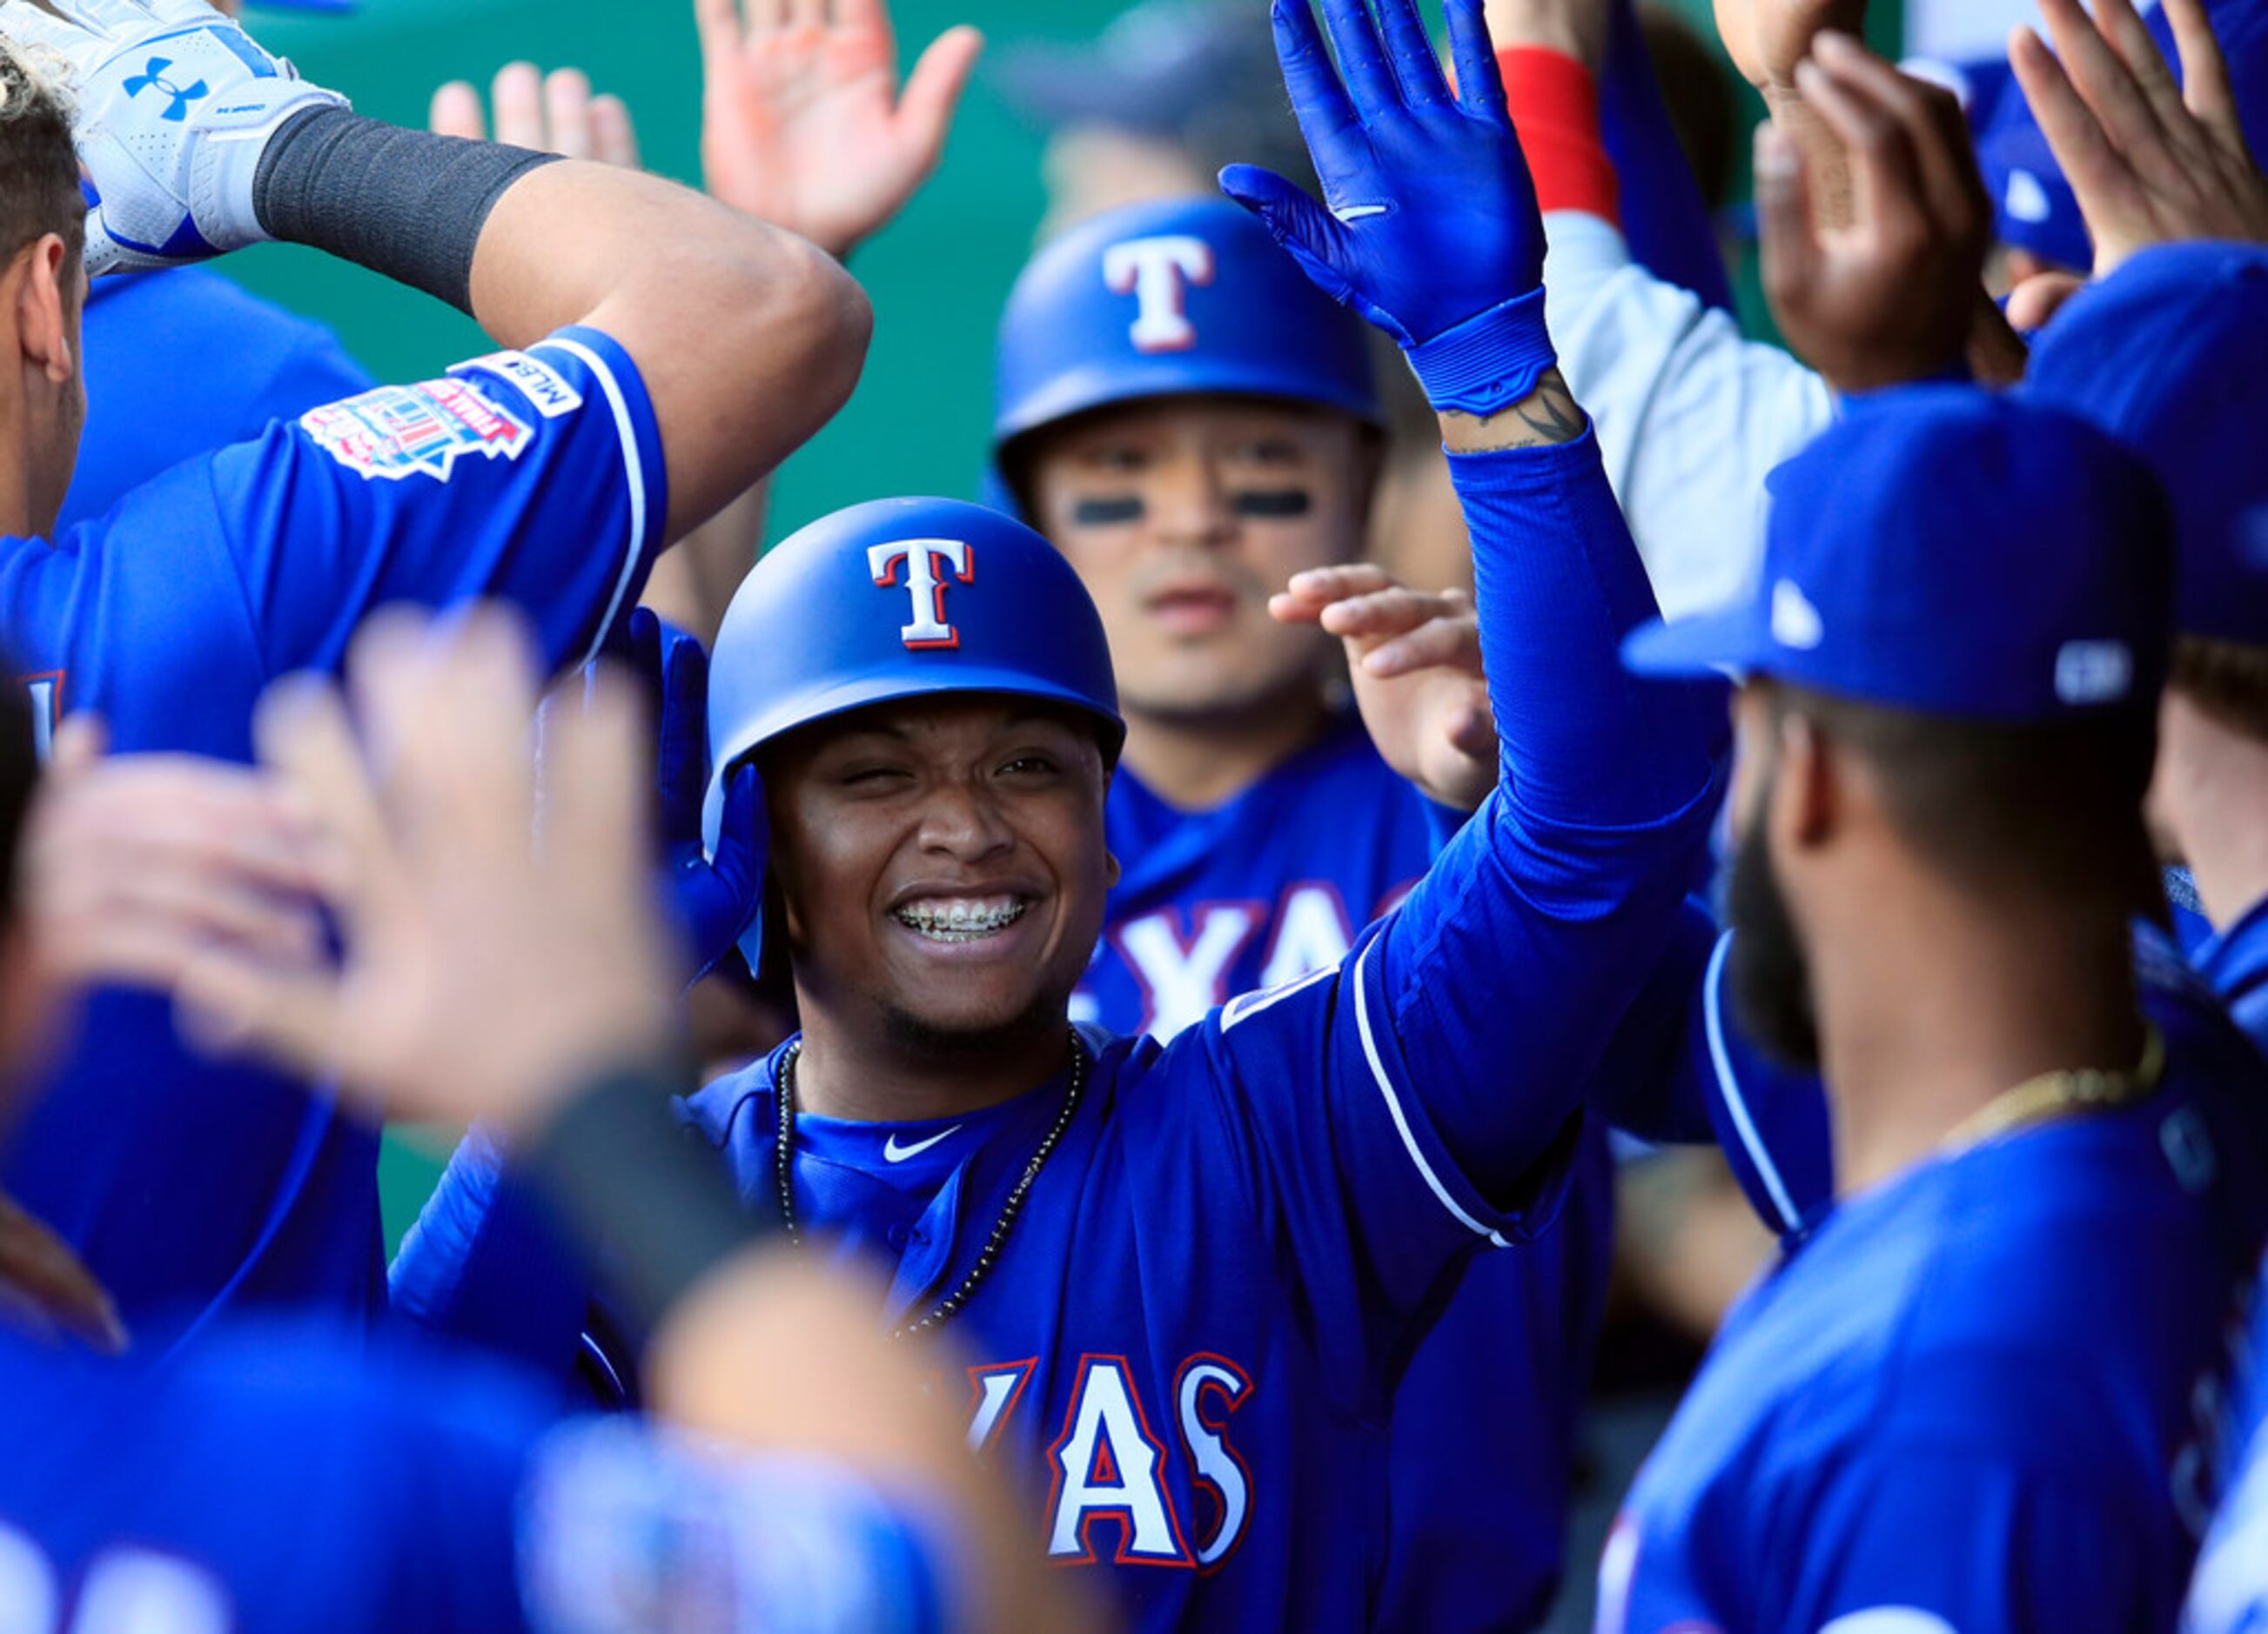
[301,379,535,482]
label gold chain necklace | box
[1939,1026,2166,1158]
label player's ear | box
[1772,707,1837,852]
[16,233,75,388]
[1104,850,1122,889]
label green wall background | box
[225,0,1895,1248]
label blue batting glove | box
[1218,0,1556,418]
[622,610,767,988]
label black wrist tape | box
[252,108,564,316]
[520,1061,766,1335]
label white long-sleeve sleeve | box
[1542,211,1838,621]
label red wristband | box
[1497,47,1620,226]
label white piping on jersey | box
[1352,940,1513,1249]
[1220,961,1338,1032]
[533,336,648,672]
[1704,932,1805,1236]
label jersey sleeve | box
[1161,427,1721,1401]
[388,1128,597,1386]
[1542,212,1836,622]
[1371,428,1725,1205]
[204,325,669,679]
[1771,1443,2151,1634]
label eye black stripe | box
[1232,488,1313,519]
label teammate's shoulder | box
[89,265,360,375]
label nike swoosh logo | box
[883,1126,964,1163]
[1333,203,1390,222]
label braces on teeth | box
[894,900,1028,941]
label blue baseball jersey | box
[0,1320,949,1633]
[2,327,668,1336]
[61,267,372,533]
[1080,715,1616,1628]
[1693,872,2268,1249]
[1600,950,2268,1634]
[2177,891,2268,1634]
[397,426,1723,1626]
[2185,1262,2268,1634]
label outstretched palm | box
[697,0,983,258]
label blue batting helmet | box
[990,196,1380,462]
[701,497,1124,857]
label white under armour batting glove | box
[1,0,346,275]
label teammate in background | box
[0,0,869,1341]
[57,0,375,532]
[2020,246,2268,1049]
[399,0,1723,1617]
[0,613,1077,1633]
[1604,386,2268,1631]
[2012,247,2268,1634]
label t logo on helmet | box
[1103,235,1216,353]
[869,539,976,650]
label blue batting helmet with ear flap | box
[991,196,1381,464]
[701,496,1124,871]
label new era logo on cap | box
[2004,169,2054,224]
[2054,640,2134,706]
[1770,580,1825,651]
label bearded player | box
[396,0,1723,1619]
[1603,382,2268,1631]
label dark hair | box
[1769,682,2163,916]
[2171,635,2268,747]
[0,42,83,270]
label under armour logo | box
[1103,234,1215,353]
[124,57,209,123]
[869,539,975,650]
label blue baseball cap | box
[1979,0,2268,274]
[1622,387,2175,722]
[2021,241,2268,649]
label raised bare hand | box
[1713,0,1864,91]
[695,0,983,258]
[2011,0,2268,277]
[430,64,642,168]
[1756,32,1990,392]
[1271,564,1498,813]
[176,609,682,1134]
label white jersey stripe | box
[1352,940,1512,1249]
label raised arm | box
[7,0,869,542]
[1224,0,1723,1194]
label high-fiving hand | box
[695,0,982,259]
[1271,565,1499,814]
[2011,0,2268,278]
[430,64,641,169]
[1755,32,1992,392]
[177,610,683,1135]
[1220,0,1549,414]
[1712,0,1865,93]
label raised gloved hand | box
[1,0,346,275]
[1218,0,1554,417]
[621,609,767,988]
